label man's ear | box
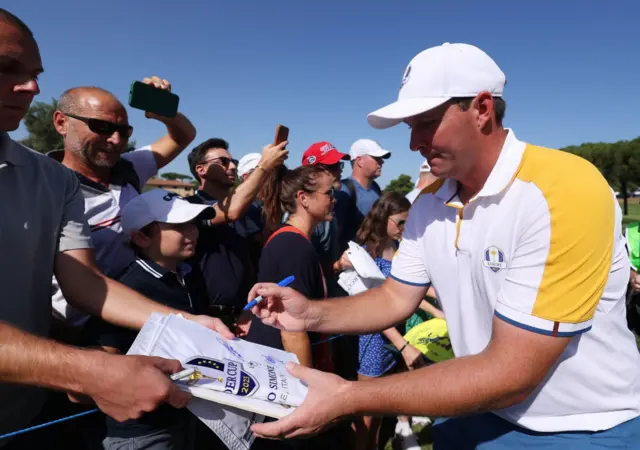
[472,91,495,131]
[52,111,68,137]
[195,163,209,182]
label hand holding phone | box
[259,125,289,171]
[274,124,289,146]
[129,77,179,119]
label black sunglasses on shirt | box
[65,113,133,138]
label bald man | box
[49,82,197,329]
[0,8,231,449]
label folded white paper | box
[338,241,386,295]
[345,241,386,280]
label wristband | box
[399,342,409,353]
[255,164,266,174]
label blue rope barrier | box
[312,334,344,345]
[0,334,348,440]
[0,408,99,441]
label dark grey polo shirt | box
[0,133,92,438]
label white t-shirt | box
[391,130,640,432]
[51,148,158,326]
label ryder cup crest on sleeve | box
[121,189,214,237]
[367,42,506,129]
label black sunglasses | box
[65,113,133,138]
[198,156,238,167]
[315,187,335,200]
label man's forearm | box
[309,283,421,335]
[343,351,529,418]
[151,113,197,169]
[59,253,190,330]
[163,113,196,147]
[0,322,98,393]
[212,167,267,223]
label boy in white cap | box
[246,42,640,448]
[82,189,215,450]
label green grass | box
[620,199,640,227]
[383,423,433,450]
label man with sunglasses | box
[185,138,288,332]
[335,138,391,254]
[0,9,233,449]
[47,79,197,331]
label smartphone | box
[274,124,289,146]
[128,81,179,118]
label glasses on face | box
[65,113,133,138]
[312,187,335,201]
[198,156,238,167]
[389,217,406,228]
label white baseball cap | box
[237,153,262,177]
[350,139,391,160]
[367,43,506,129]
[121,189,214,237]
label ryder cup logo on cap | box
[121,189,214,237]
[400,64,412,89]
[368,43,506,129]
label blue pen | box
[244,275,295,311]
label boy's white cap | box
[121,189,214,237]
[367,43,506,129]
[237,153,262,177]
[350,139,391,160]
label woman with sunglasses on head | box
[246,164,347,450]
[336,191,425,450]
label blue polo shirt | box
[335,177,381,251]
[82,257,206,438]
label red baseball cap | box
[302,142,350,167]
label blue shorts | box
[432,413,640,449]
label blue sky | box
[5,0,640,187]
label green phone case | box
[128,81,179,118]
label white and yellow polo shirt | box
[391,130,640,432]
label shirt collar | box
[433,129,526,204]
[0,133,28,166]
[135,257,172,279]
[135,257,192,280]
